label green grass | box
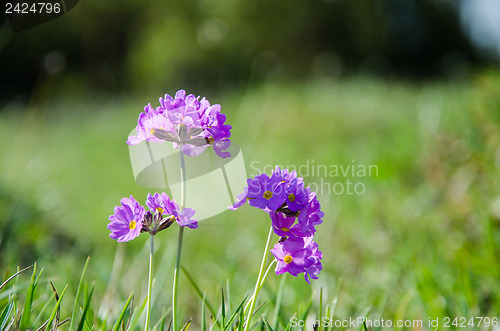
[1,71,500,329]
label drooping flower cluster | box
[127,90,232,158]
[108,193,197,242]
[230,167,323,283]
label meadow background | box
[1,0,500,329]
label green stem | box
[172,148,187,331]
[243,259,276,315]
[244,226,274,331]
[145,234,154,331]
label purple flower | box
[127,89,232,159]
[270,212,307,238]
[303,236,323,284]
[229,186,248,210]
[127,104,174,145]
[284,178,308,212]
[230,166,324,282]
[108,196,145,242]
[172,207,198,229]
[272,166,298,183]
[145,192,177,215]
[146,192,198,229]
[206,113,232,158]
[247,173,286,211]
[297,191,324,233]
[160,90,204,128]
[271,237,314,277]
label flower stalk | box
[244,226,274,331]
[172,147,187,331]
[145,234,154,331]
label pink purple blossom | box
[271,212,307,238]
[303,236,323,283]
[246,173,286,211]
[127,90,232,158]
[271,237,315,277]
[145,192,198,229]
[230,166,324,282]
[107,196,145,242]
[108,192,198,242]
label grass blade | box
[324,305,331,331]
[201,292,206,331]
[0,300,14,330]
[226,279,232,316]
[180,317,192,331]
[222,295,248,331]
[318,287,323,331]
[221,288,226,327]
[49,279,61,328]
[45,284,69,331]
[70,257,90,331]
[181,266,220,328]
[300,297,313,328]
[152,307,170,331]
[77,282,94,331]
[111,292,134,331]
[284,313,296,331]
[19,262,38,330]
[262,315,273,331]
[126,294,148,330]
[272,273,286,330]
[33,294,52,327]
[0,265,33,291]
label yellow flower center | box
[150,128,156,135]
[129,221,136,230]
[288,193,295,202]
[156,207,164,214]
[263,190,273,200]
[170,215,176,222]
[284,255,293,264]
[281,227,290,232]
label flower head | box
[271,237,315,277]
[146,192,198,229]
[172,207,198,229]
[297,191,324,233]
[230,166,325,283]
[247,173,286,211]
[126,104,174,145]
[284,178,308,212]
[127,90,232,158]
[272,166,298,182]
[146,192,177,215]
[108,196,145,242]
[270,212,307,238]
[303,236,323,284]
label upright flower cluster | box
[127,90,232,158]
[108,193,197,242]
[230,167,323,283]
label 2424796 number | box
[443,317,498,328]
[5,2,61,14]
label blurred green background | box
[2,0,500,328]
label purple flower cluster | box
[108,193,197,242]
[230,167,323,283]
[127,90,232,158]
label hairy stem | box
[145,234,154,331]
[244,226,274,331]
[172,148,187,331]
